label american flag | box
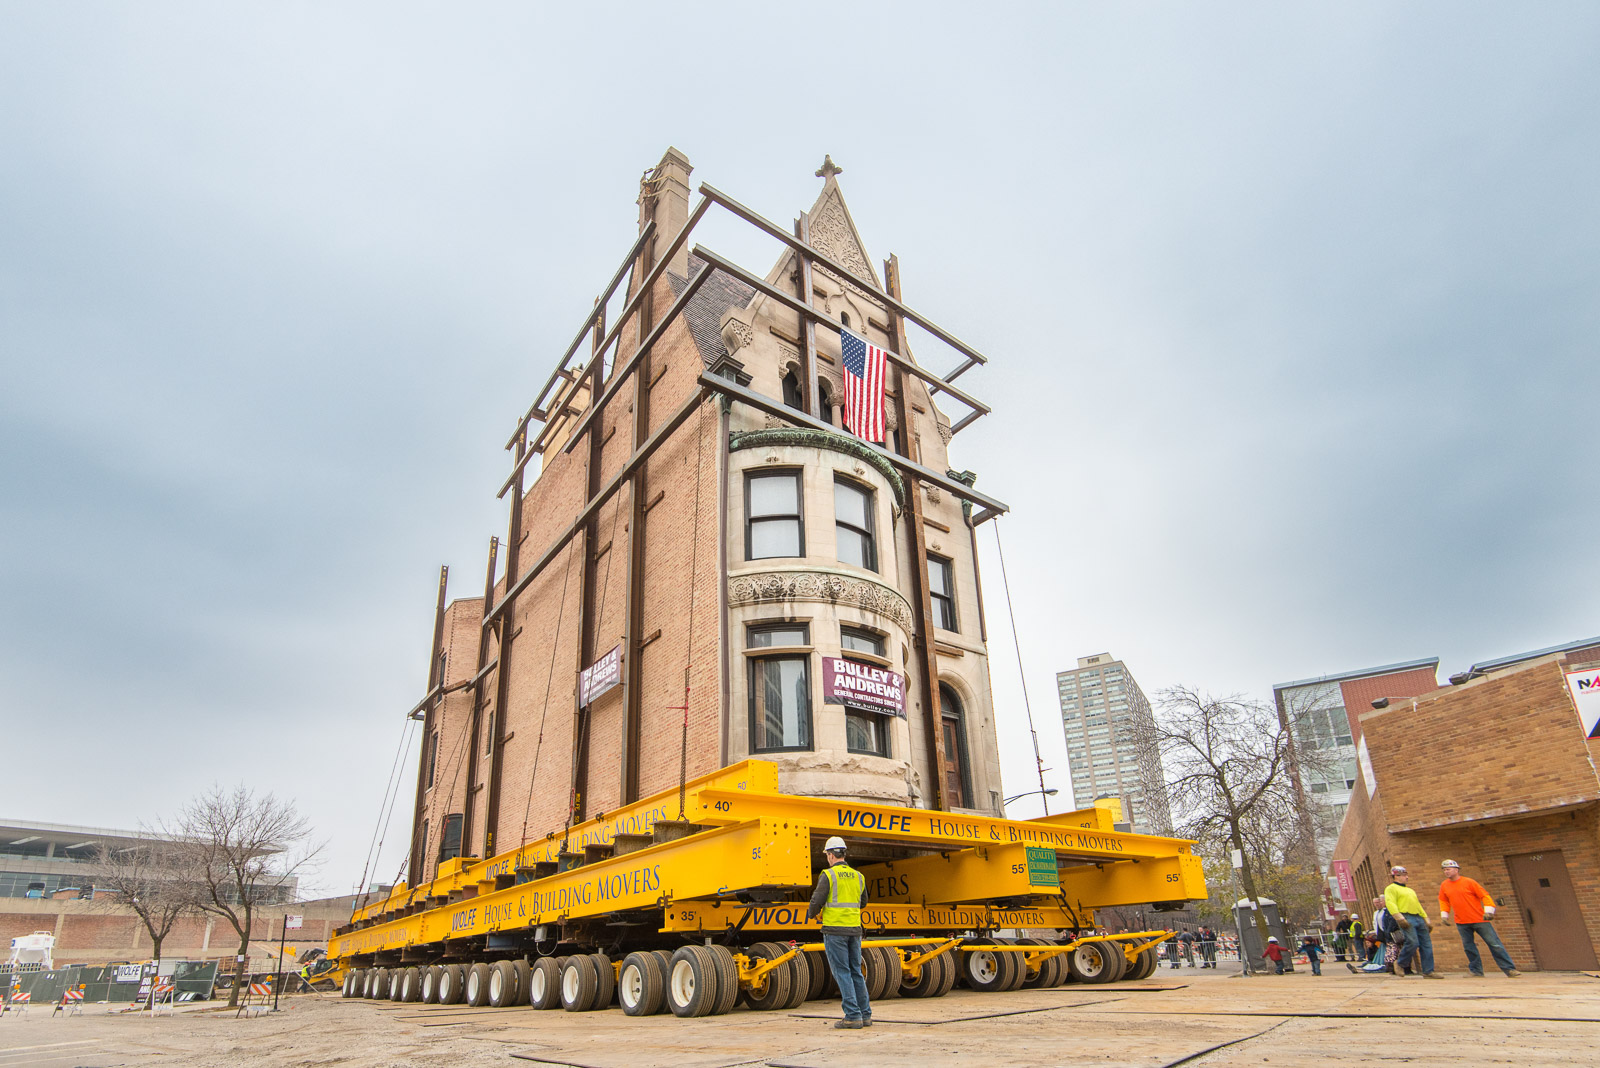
[839,327,888,443]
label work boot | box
[862,1015,873,1027]
[1506,970,1522,978]
[834,1018,863,1029]
[1422,972,1442,979]
[1346,963,1360,974]
[1470,971,1485,978]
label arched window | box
[939,684,972,808]
[782,370,803,410]
[840,312,851,327]
[818,378,835,425]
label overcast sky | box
[4,3,1596,895]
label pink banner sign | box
[821,656,905,716]
[1331,859,1357,900]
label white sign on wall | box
[1564,668,1600,740]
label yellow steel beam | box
[661,900,1085,935]
[332,818,809,961]
[689,788,1194,862]
[354,760,781,922]
[1056,854,1207,909]
[858,844,1062,905]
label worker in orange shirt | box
[1438,859,1522,977]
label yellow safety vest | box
[821,864,864,928]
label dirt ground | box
[3,965,1598,1068]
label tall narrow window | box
[818,379,835,425]
[834,478,876,571]
[426,731,439,789]
[842,627,890,757]
[782,370,803,410]
[419,820,428,868]
[484,711,495,756]
[747,471,803,559]
[437,813,464,862]
[940,684,971,808]
[928,554,957,631]
[748,624,812,752]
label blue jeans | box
[1456,922,1517,974]
[1395,915,1434,973]
[823,930,870,1021]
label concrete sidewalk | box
[2,967,1596,1067]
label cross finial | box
[815,155,843,180]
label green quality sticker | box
[1025,846,1060,887]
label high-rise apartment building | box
[1056,653,1173,834]
[1272,657,1439,860]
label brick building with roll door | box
[1332,637,1600,971]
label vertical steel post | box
[886,255,949,811]
[484,436,526,856]
[408,567,449,884]
[273,916,286,1010]
[795,214,819,420]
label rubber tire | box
[592,953,616,1011]
[619,952,666,1016]
[528,958,562,1010]
[865,945,901,999]
[666,946,718,1018]
[465,962,492,1007]
[804,950,832,1001]
[399,966,422,1002]
[960,939,1017,992]
[390,968,408,1001]
[512,960,530,1004]
[1126,947,1158,981]
[488,960,518,1007]
[422,966,442,1004]
[1019,938,1063,989]
[1067,943,1124,984]
[781,950,811,1010]
[703,945,739,1016]
[561,955,599,1012]
[740,943,794,1011]
[344,969,364,998]
[439,963,466,1004]
[901,947,955,998]
[993,939,1028,991]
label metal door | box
[1503,850,1598,970]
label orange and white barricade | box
[236,978,273,1018]
[149,980,176,1016]
[4,989,31,1016]
[53,986,85,1017]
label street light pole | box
[1003,788,1059,807]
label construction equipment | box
[327,759,1203,1013]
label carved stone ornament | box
[808,191,874,285]
[729,569,913,629]
[720,310,755,355]
[936,420,954,444]
[925,484,942,504]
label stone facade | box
[408,151,1002,885]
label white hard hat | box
[1441,859,1460,869]
[824,836,847,854]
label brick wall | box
[1332,658,1600,970]
[1338,666,1439,741]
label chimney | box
[639,146,693,279]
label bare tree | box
[1129,686,1335,959]
[172,786,320,1007]
[90,833,198,962]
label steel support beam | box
[695,372,1009,520]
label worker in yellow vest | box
[806,836,871,1029]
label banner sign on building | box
[821,657,905,716]
[579,645,623,707]
[1330,859,1357,900]
[1564,668,1600,739]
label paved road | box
[2,966,1596,1067]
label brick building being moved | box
[406,150,1012,888]
[1333,635,1600,971]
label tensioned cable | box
[353,712,417,911]
[993,517,1051,813]
[516,536,577,859]
[676,401,710,821]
